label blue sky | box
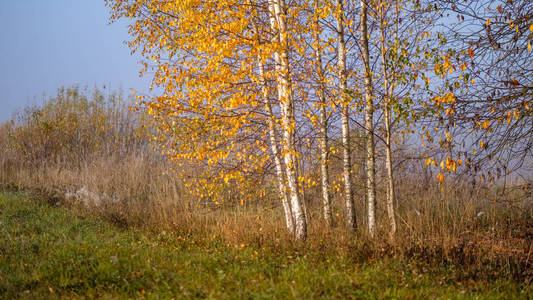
[0,1,149,121]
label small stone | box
[110,256,118,264]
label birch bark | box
[269,0,307,240]
[313,0,333,227]
[360,0,377,237]
[249,6,295,234]
[378,0,397,238]
[336,0,356,229]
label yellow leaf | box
[436,173,444,184]
[486,18,491,26]
[528,42,531,52]
[426,158,432,166]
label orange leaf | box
[436,173,444,184]
[468,48,474,59]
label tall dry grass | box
[0,86,531,281]
[0,86,189,226]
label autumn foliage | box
[103,0,532,241]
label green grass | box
[0,191,529,299]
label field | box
[0,88,531,299]
[0,191,530,299]
[1,0,533,298]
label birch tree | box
[249,1,294,234]
[378,0,397,237]
[360,0,377,237]
[336,0,357,230]
[312,0,333,227]
[269,0,307,240]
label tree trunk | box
[336,0,356,230]
[250,17,295,234]
[270,0,307,241]
[379,0,397,238]
[360,0,376,237]
[313,0,333,227]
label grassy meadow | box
[0,87,531,298]
[0,191,530,299]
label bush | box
[0,86,186,226]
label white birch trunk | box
[360,0,376,237]
[248,1,295,234]
[336,0,356,230]
[261,66,296,235]
[378,0,397,238]
[313,0,333,227]
[249,10,295,234]
[269,0,307,240]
